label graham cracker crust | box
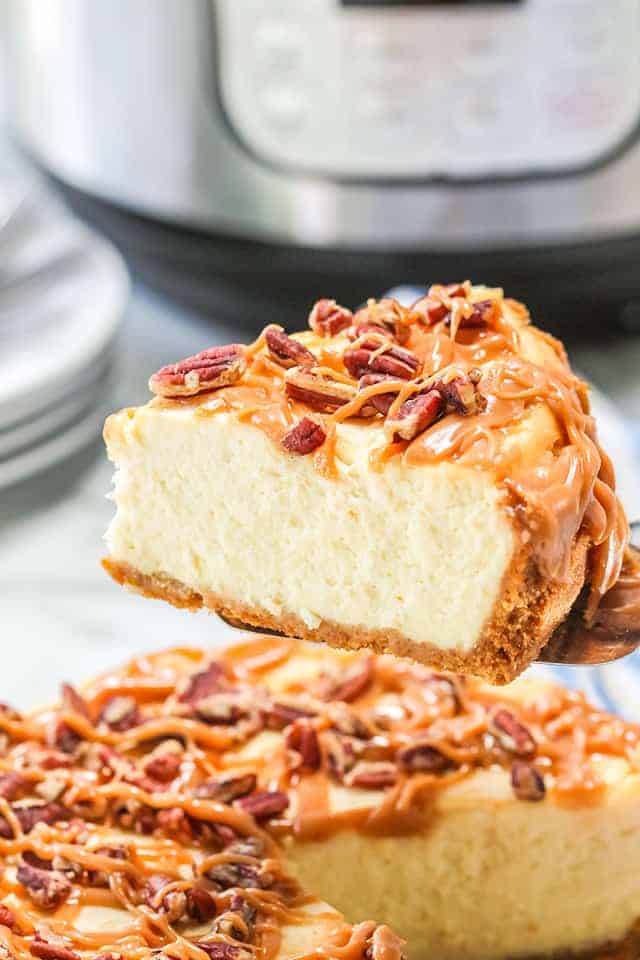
[103,533,589,684]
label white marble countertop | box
[2,282,640,711]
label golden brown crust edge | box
[103,532,589,684]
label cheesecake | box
[103,284,636,683]
[4,637,639,960]
[0,648,404,960]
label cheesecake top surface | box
[0,644,415,960]
[115,283,635,627]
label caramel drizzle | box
[157,290,630,619]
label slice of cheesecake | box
[5,638,640,960]
[0,649,404,960]
[103,284,634,683]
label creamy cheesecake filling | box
[105,408,515,654]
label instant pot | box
[5,0,640,333]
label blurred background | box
[0,0,639,707]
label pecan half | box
[511,761,546,802]
[178,661,229,705]
[60,683,91,720]
[149,344,247,398]
[144,742,183,783]
[17,858,71,910]
[322,658,374,703]
[205,859,269,892]
[196,774,257,804]
[282,416,326,455]
[358,373,401,416]
[0,802,68,839]
[397,742,452,774]
[236,790,289,820]
[412,282,470,327]
[264,700,316,730]
[308,299,353,337]
[324,732,358,780]
[47,720,81,756]
[344,339,420,381]
[265,327,316,369]
[0,772,26,801]
[344,761,397,789]
[186,887,217,923]
[385,391,443,443]
[490,709,536,757]
[431,369,485,416]
[0,906,17,931]
[351,299,412,345]
[99,696,141,732]
[285,367,356,413]
[144,874,188,923]
[193,942,252,960]
[285,720,321,771]
[30,940,80,960]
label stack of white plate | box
[0,150,129,490]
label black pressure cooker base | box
[53,176,640,345]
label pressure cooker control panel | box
[215,0,640,179]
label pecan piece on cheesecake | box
[510,761,546,802]
[343,338,421,382]
[265,327,317,369]
[282,416,327,455]
[308,299,353,337]
[350,298,412,345]
[149,344,247,398]
[489,708,537,758]
[285,367,356,413]
[384,391,443,443]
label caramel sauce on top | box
[1,635,637,960]
[154,290,635,628]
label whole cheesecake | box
[103,284,637,683]
[4,638,639,960]
[0,646,404,960]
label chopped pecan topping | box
[431,369,485,416]
[344,761,398,789]
[358,373,401,416]
[193,942,252,960]
[351,299,412,345]
[285,367,356,413]
[30,940,80,960]
[490,709,536,757]
[47,720,81,756]
[17,857,72,910]
[308,299,353,337]
[264,700,316,730]
[149,344,247,398]
[236,790,289,820]
[99,696,141,732]
[144,874,188,923]
[196,773,257,804]
[282,416,326,455]
[205,859,270,892]
[60,683,91,720]
[0,905,17,931]
[143,741,183,783]
[265,327,316,369]
[0,802,68,839]
[396,742,452,774]
[324,732,358,780]
[322,658,374,703]
[0,772,27,801]
[178,661,229,705]
[186,887,217,923]
[285,720,321,771]
[343,339,421,382]
[195,693,247,726]
[213,895,257,941]
[511,761,546,802]
[328,703,372,740]
[385,391,443,443]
